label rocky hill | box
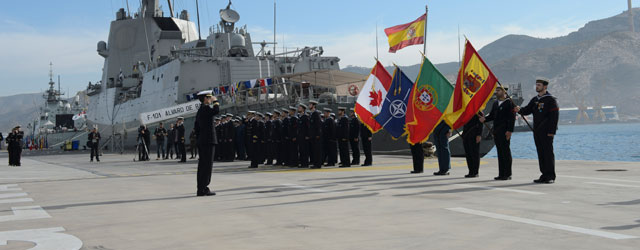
[343,9,640,115]
[0,93,42,134]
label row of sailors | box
[212,101,373,169]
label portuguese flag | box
[444,40,498,130]
[405,56,454,145]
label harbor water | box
[485,122,640,162]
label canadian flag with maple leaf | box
[354,61,392,133]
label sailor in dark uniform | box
[193,90,219,196]
[214,118,222,161]
[322,108,337,166]
[433,121,451,175]
[308,100,323,169]
[264,112,274,165]
[482,87,516,180]
[462,112,484,178]
[259,113,267,164]
[245,111,256,161]
[225,114,235,162]
[288,106,300,167]
[7,126,23,167]
[154,122,167,160]
[219,115,228,161]
[249,113,265,168]
[233,118,245,160]
[515,78,559,184]
[176,117,187,162]
[272,110,283,165]
[88,127,101,162]
[166,123,176,159]
[410,142,424,174]
[336,107,350,167]
[349,108,361,165]
[360,122,373,166]
[217,115,226,161]
[280,109,290,166]
[297,103,310,168]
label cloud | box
[0,21,106,96]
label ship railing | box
[213,80,296,114]
[171,47,213,59]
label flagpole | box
[458,24,461,67]
[376,22,379,59]
[423,4,428,56]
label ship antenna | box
[273,0,276,55]
[126,0,131,18]
[49,62,53,83]
[196,0,202,40]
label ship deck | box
[0,151,638,249]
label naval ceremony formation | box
[1,0,639,249]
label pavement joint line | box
[0,184,21,192]
[446,207,638,240]
[281,184,329,193]
[0,193,28,199]
[454,184,545,195]
[585,182,640,188]
[0,198,34,204]
[561,175,640,184]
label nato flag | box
[374,67,414,138]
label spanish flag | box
[384,14,426,53]
[444,40,498,130]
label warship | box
[29,63,89,150]
[86,0,513,156]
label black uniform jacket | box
[518,93,559,134]
[194,103,220,146]
[309,110,323,138]
[485,100,515,133]
[336,116,349,141]
[349,117,360,140]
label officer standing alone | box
[194,90,219,196]
[88,127,101,162]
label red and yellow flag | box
[384,14,426,53]
[444,40,498,130]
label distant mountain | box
[0,93,42,133]
[342,8,640,115]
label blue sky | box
[0,0,630,97]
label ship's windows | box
[175,76,179,82]
[161,74,163,78]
